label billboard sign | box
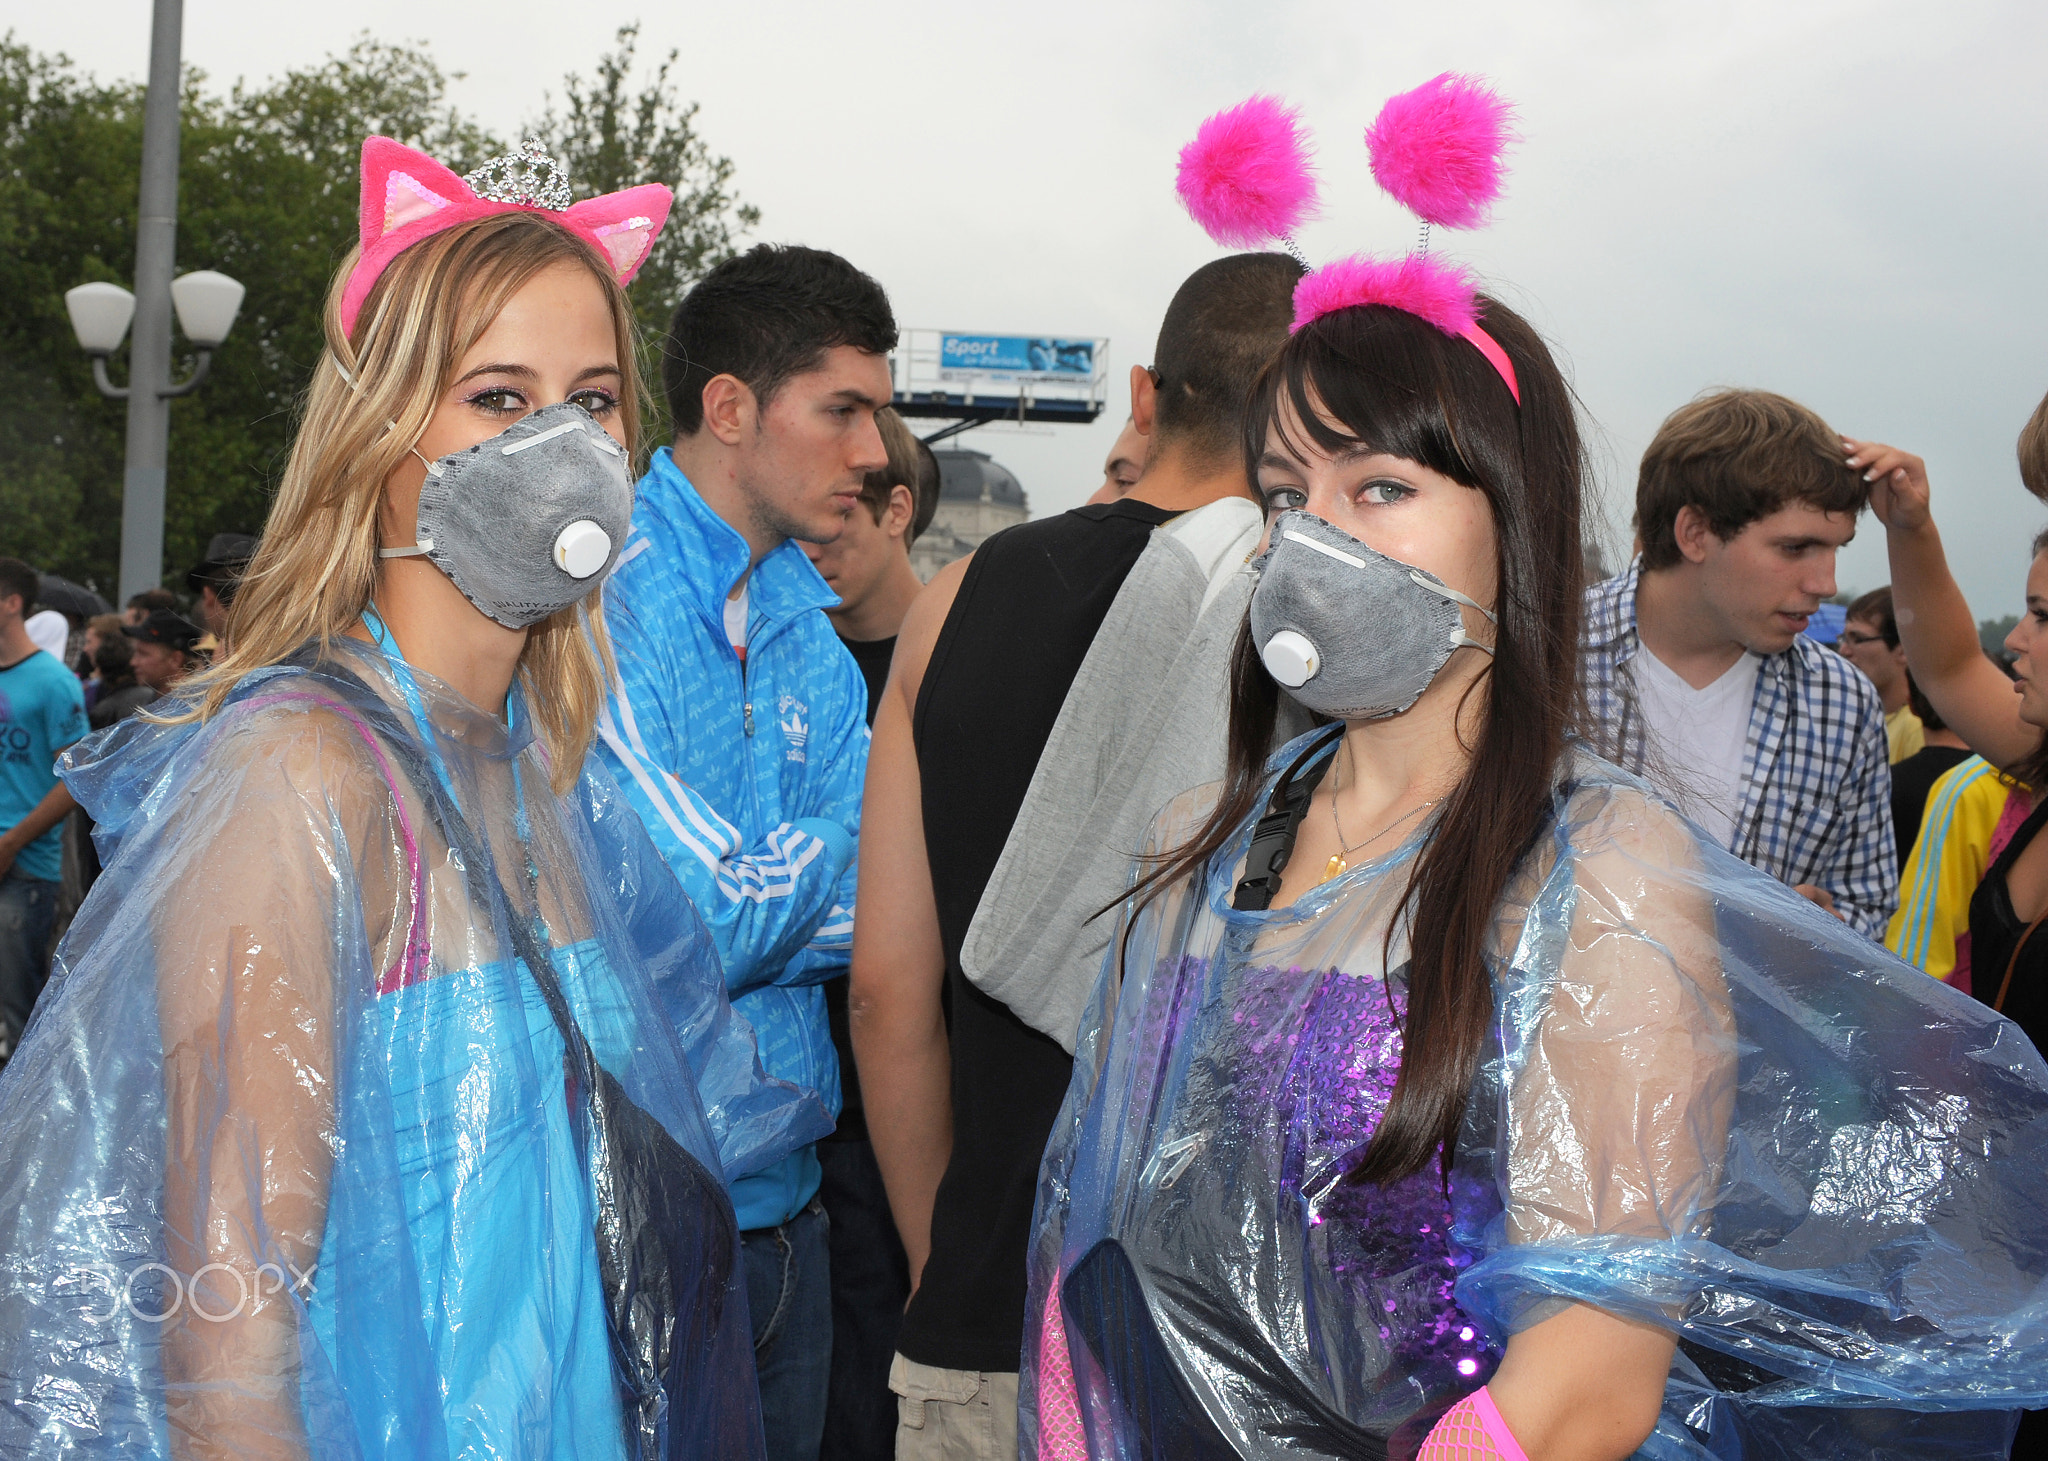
[939,333,1095,380]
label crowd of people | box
[1,93,2047,1461]
[0,553,222,1064]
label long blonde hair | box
[182,211,645,793]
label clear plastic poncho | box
[1024,735,2048,1461]
[0,638,832,1459]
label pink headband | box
[1174,76,1521,406]
[1289,253,1520,405]
[339,136,675,340]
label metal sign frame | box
[890,328,1109,432]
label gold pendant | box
[1323,854,1347,883]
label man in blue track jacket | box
[597,244,897,1461]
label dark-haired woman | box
[1862,420,2048,1459]
[1021,295,2048,1461]
[1860,430,2048,1057]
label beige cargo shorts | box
[888,1353,1020,1461]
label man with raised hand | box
[1581,388,1894,935]
[596,244,895,1461]
[850,252,1304,1460]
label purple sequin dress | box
[1282,967,1492,1401]
[1061,939,1498,1459]
[1021,795,1504,1461]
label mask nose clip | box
[554,520,613,579]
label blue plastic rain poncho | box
[0,637,831,1459]
[1024,734,2048,1461]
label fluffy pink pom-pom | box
[1176,94,1319,249]
[1365,73,1514,230]
[1291,253,1479,336]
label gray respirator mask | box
[1248,509,1496,720]
[380,400,634,629]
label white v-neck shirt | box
[724,584,749,661]
[1631,645,1760,849]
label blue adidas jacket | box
[597,448,865,1231]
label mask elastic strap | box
[334,353,443,477]
[1409,570,1496,621]
[1409,571,1498,656]
[378,445,442,560]
[341,353,446,559]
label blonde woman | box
[0,139,826,1460]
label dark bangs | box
[1244,302,1525,506]
[1243,298,1583,669]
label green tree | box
[0,28,755,595]
[1981,614,2019,665]
[0,40,147,595]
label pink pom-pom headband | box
[1175,74,1520,405]
[1176,95,1319,259]
[1288,253,1518,404]
[338,136,674,340]
[1366,72,1514,233]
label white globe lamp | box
[64,282,137,355]
[169,270,245,348]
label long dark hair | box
[1128,295,1587,1184]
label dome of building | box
[934,449,1028,510]
[910,446,1032,582]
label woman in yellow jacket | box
[1887,755,2030,993]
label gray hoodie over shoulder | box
[960,495,1304,1052]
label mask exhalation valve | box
[1261,629,1320,688]
[554,520,613,579]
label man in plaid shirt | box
[1582,389,1897,937]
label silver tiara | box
[462,138,573,211]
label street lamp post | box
[118,0,185,606]
[60,0,243,605]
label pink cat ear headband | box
[1176,75,1520,405]
[338,136,675,339]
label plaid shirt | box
[1580,558,1897,937]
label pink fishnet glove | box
[1036,1283,1087,1461]
[1416,1387,1530,1461]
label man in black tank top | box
[849,254,1302,1460]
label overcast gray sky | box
[20,0,2048,620]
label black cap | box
[186,532,259,594]
[123,609,205,653]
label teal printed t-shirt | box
[0,650,89,882]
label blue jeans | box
[818,1138,910,1461]
[0,873,57,1063]
[743,1198,832,1461]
